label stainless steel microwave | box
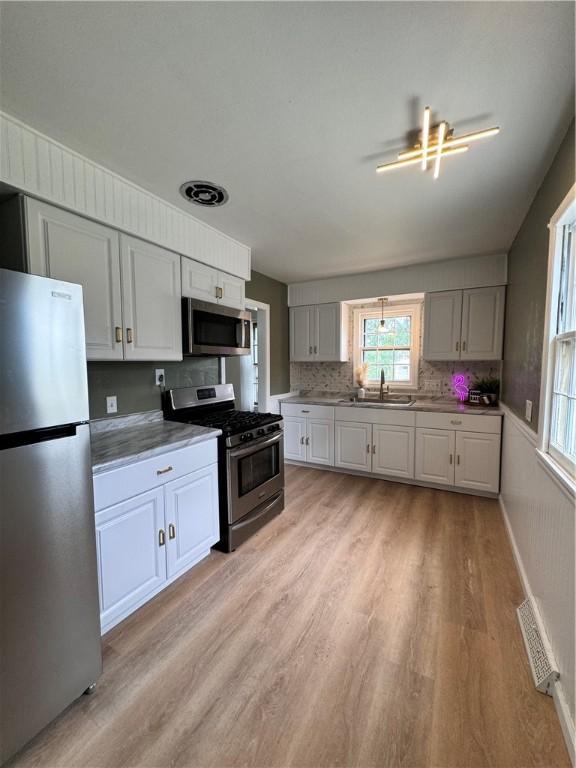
[182,298,251,356]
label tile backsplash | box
[290,301,501,398]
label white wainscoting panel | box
[499,404,575,763]
[288,252,507,306]
[0,112,250,279]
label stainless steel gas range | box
[163,385,284,551]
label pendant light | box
[379,297,388,329]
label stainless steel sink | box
[341,395,415,407]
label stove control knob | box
[257,428,265,436]
[240,432,253,442]
[267,424,279,433]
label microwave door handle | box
[236,320,244,349]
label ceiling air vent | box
[179,181,229,207]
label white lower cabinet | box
[94,444,219,633]
[335,421,372,471]
[281,405,335,466]
[415,428,455,486]
[372,425,415,479]
[164,467,219,579]
[454,430,501,493]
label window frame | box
[538,182,576,489]
[352,302,422,390]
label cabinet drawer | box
[93,440,218,511]
[281,403,335,420]
[334,406,415,426]
[415,411,502,434]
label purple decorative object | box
[452,373,469,402]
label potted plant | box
[472,374,500,406]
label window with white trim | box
[548,219,576,475]
[353,303,421,389]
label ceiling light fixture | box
[376,106,499,179]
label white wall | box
[500,405,575,760]
[288,252,507,306]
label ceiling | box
[0,2,574,284]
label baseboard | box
[499,492,576,765]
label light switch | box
[106,395,118,414]
[525,400,533,422]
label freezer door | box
[0,424,102,764]
[0,268,89,435]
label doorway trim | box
[245,297,271,412]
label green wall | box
[87,358,219,419]
[246,270,290,395]
[502,120,575,428]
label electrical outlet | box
[525,400,533,422]
[106,395,118,414]
[155,369,165,386]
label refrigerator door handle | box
[0,423,79,451]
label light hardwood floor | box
[10,466,570,768]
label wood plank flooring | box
[10,466,570,768]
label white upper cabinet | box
[26,199,124,360]
[423,286,505,361]
[181,256,245,310]
[460,287,505,361]
[120,235,182,361]
[290,303,348,362]
[422,290,463,360]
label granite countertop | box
[281,393,503,416]
[90,411,221,475]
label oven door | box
[227,431,284,524]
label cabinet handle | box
[115,326,123,343]
[306,436,310,445]
[366,444,370,454]
[168,523,176,540]
[126,327,133,343]
[455,341,459,352]
[215,286,223,300]
[156,465,173,476]
[449,454,453,465]
[300,436,305,444]
[158,529,166,546]
[462,340,467,352]
[309,346,312,354]
[372,444,376,454]
[456,455,460,465]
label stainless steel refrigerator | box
[0,268,102,764]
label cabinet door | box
[181,257,219,303]
[95,488,166,631]
[422,290,463,360]
[372,425,415,479]
[315,303,340,361]
[26,199,123,360]
[120,235,182,361]
[460,286,505,360]
[219,272,245,310]
[455,431,501,493]
[290,306,314,361]
[415,428,455,486]
[307,418,335,466]
[164,464,219,579]
[335,421,372,471]
[283,416,307,461]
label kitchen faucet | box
[379,368,389,401]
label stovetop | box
[162,385,283,448]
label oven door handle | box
[229,431,282,459]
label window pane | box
[367,364,380,381]
[394,349,410,364]
[394,364,410,381]
[363,334,378,348]
[551,393,568,450]
[554,339,573,395]
[364,318,380,334]
[363,350,378,363]
[379,331,396,347]
[377,350,394,365]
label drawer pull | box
[450,420,462,425]
[301,410,310,413]
[158,529,165,546]
[156,465,173,475]
[168,523,176,540]
[126,327,133,344]
[115,326,123,343]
